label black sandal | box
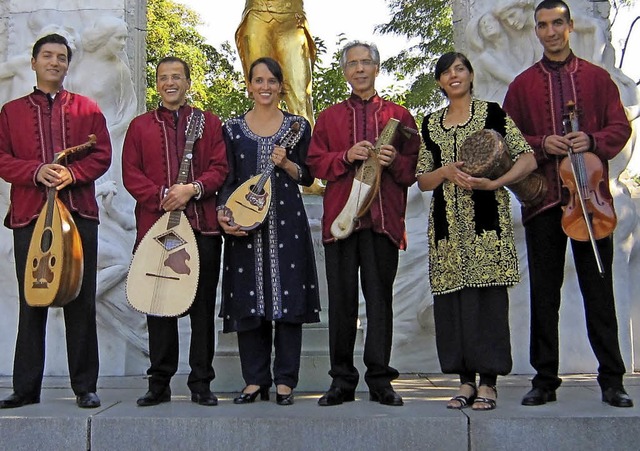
[472,385,497,411]
[447,382,477,409]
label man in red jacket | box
[503,0,632,407]
[0,34,111,409]
[307,40,420,407]
[122,57,228,407]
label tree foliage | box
[146,0,251,119]
[376,0,454,118]
[311,36,351,114]
[146,0,405,121]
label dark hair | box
[434,52,474,97]
[32,33,72,62]
[156,56,191,81]
[535,0,571,23]
[248,57,284,85]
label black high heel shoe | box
[276,392,293,406]
[276,388,294,406]
[233,386,270,404]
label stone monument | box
[0,0,149,376]
[0,0,637,385]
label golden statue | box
[236,0,317,127]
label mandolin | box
[25,135,97,307]
[126,111,205,317]
[220,121,303,231]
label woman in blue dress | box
[217,57,320,406]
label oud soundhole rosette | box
[155,231,186,251]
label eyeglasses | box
[157,74,187,83]
[345,59,377,69]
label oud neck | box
[167,210,182,228]
[176,149,193,185]
[167,146,194,228]
[42,186,58,228]
[176,123,197,185]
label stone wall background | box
[0,0,638,382]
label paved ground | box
[1,373,639,451]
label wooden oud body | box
[224,176,273,231]
[126,211,200,317]
[25,197,84,307]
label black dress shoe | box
[137,388,171,407]
[233,386,270,404]
[602,387,634,407]
[521,387,557,406]
[276,391,294,406]
[191,390,218,406]
[0,392,40,409]
[317,386,355,406]
[369,387,404,406]
[76,392,101,408]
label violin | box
[559,101,616,275]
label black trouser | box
[324,229,400,391]
[237,319,302,389]
[434,287,512,386]
[146,234,221,394]
[12,216,99,397]
[526,207,626,391]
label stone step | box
[1,374,639,451]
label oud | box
[220,121,303,231]
[126,111,204,317]
[25,135,97,307]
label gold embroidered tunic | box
[417,100,532,295]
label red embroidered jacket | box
[307,94,420,249]
[503,54,631,223]
[0,88,112,228]
[122,104,228,247]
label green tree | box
[146,0,403,122]
[146,0,251,119]
[311,36,351,115]
[376,0,454,119]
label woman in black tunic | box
[217,57,320,406]
[416,52,536,410]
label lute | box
[126,111,205,317]
[220,121,303,231]
[25,134,97,307]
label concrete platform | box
[1,373,639,451]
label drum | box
[458,129,546,207]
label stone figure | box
[466,12,523,103]
[70,16,137,193]
[235,0,316,128]
[493,0,541,70]
[0,12,78,106]
[68,16,142,359]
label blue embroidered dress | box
[218,112,321,332]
